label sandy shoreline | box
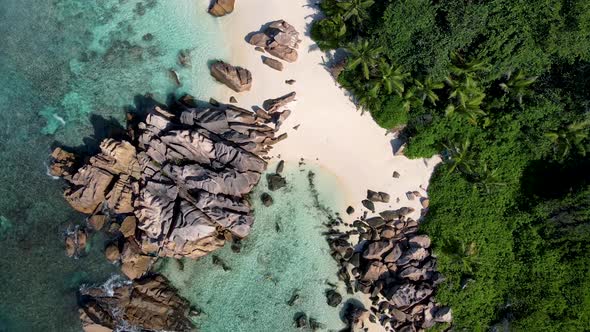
[210,1,440,222]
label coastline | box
[213,0,440,221]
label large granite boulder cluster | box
[51,99,289,263]
[325,206,451,331]
[248,20,301,63]
[79,275,197,332]
[50,97,291,330]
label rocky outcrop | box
[78,275,196,332]
[324,206,451,331]
[208,0,235,17]
[51,98,289,264]
[210,61,252,92]
[65,226,88,258]
[52,96,291,331]
[248,20,301,62]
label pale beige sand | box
[207,2,441,329]
[210,0,440,222]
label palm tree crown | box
[369,60,409,97]
[337,0,375,27]
[545,119,590,159]
[345,40,384,80]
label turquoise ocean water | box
[0,1,350,331]
[158,162,349,332]
[0,0,225,330]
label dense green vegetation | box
[312,0,590,330]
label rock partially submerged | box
[248,20,301,62]
[208,0,235,17]
[51,98,289,263]
[323,206,451,331]
[65,226,88,258]
[210,60,252,92]
[78,275,196,332]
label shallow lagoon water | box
[159,162,350,331]
[0,0,225,330]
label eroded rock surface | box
[51,90,290,331]
[210,60,252,92]
[51,100,289,264]
[78,275,196,332]
[248,20,301,62]
[324,206,451,331]
[208,0,235,17]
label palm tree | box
[473,163,506,194]
[450,51,489,76]
[440,239,480,275]
[545,119,590,159]
[368,60,409,97]
[445,76,487,124]
[337,0,375,27]
[415,76,444,105]
[499,70,537,105]
[345,40,383,80]
[442,138,475,176]
[400,86,420,113]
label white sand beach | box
[211,1,440,221]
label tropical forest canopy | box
[312,0,590,330]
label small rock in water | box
[229,96,237,103]
[142,33,154,41]
[267,173,287,191]
[326,289,343,307]
[421,198,430,208]
[255,46,265,53]
[406,191,415,200]
[346,206,355,215]
[293,124,300,130]
[177,49,191,67]
[276,160,285,174]
[212,255,231,271]
[309,318,325,331]
[260,192,273,207]
[285,79,296,85]
[275,222,281,232]
[392,171,400,178]
[231,240,242,253]
[287,290,301,306]
[105,244,120,262]
[294,312,308,328]
[208,0,235,17]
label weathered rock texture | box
[51,101,289,264]
[208,0,235,17]
[262,56,283,71]
[78,275,196,332]
[248,20,300,62]
[210,61,252,92]
[324,207,451,331]
[52,97,291,331]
